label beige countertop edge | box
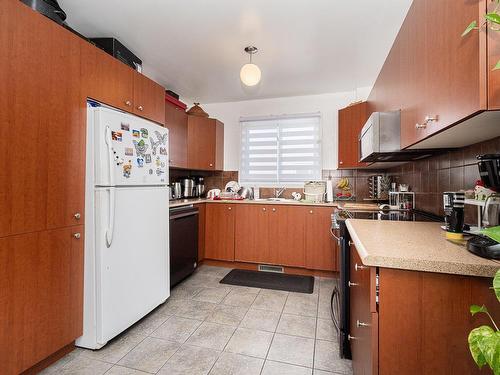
[346,219,499,278]
[169,198,340,208]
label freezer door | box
[94,186,169,345]
[91,106,169,186]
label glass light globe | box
[240,63,261,86]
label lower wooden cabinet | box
[305,207,337,271]
[349,244,499,375]
[205,204,235,261]
[0,226,84,375]
[210,203,336,271]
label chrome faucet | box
[275,187,286,198]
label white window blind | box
[239,113,321,186]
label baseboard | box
[200,259,337,278]
[21,343,75,375]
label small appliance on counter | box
[181,178,196,198]
[304,181,326,203]
[195,176,205,198]
[172,182,182,200]
[443,191,465,239]
[466,154,500,259]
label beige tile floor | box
[41,265,352,375]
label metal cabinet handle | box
[357,320,371,328]
[355,263,366,271]
[348,281,359,287]
[73,233,81,239]
[262,207,266,211]
[348,241,353,246]
[416,115,438,129]
[124,100,132,107]
[309,210,313,214]
[74,212,81,220]
[209,163,213,167]
[339,161,343,165]
[348,334,357,341]
[272,208,276,212]
[228,207,232,210]
[137,105,144,111]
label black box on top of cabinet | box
[90,37,142,71]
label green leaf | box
[471,304,489,316]
[462,20,477,37]
[469,326,495,369]
[494,269,500,302]
[494,60,500,71]
[478,331,500,373]
[486,13,500,25]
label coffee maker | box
[443,191,465,240]
[467,154,500,259]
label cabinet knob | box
[348,281,359,287]
[137,105,144,111]
[339,161,343,165]
[73,233,81,239]
[262,207,266,211]
[348,240,353,246]
[348,334,358,341]
[356,320,371,328]
[209,163,213,167]
[74,212,81,220]
[415,123,427,129]
[355,263,366,271]
[272,208,276,212]
[309,210,313,214]
[228,207,232,210]
[124,100,132,107]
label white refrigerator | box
[77,103,170,349]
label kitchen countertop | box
[169,198,387,209]
[169,198,343,208]
[346,219,499,277]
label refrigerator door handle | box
[105,126,115,187]
[105,126,116,247]
[105,187,116,247]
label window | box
[239,113,321,186]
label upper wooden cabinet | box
[368,0,494,149]
[187,116,224,171]
[338,102,369,168]
[0,0,85,238]
[305,207,337,271]
[205,204,235,261]
[132,71,165,124]
[165,101,188,168]
[81,41,165,125]
[0,226,84,375]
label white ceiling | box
[59,0,412,103]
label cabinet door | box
[0,227,84,374]
[349,246,378,375]
[80,40,134,112]
[165,102,188,168]
[0,0,84,237]
[215,120,224,171]
[305,207,337,271]
[133,72,165,125]
[269,206,306,267]
[338,102,369,168]
[187,116,216,170]
[235,205,269,263]
[205,204,235,261]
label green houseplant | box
[468,269,500,374]
[463,0,500,70]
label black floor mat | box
[220,269,314,294]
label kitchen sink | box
[254,198,299,202]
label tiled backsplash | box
[387,136,500,222]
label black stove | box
[331,209,442,359]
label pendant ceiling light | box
[240,46,261,87]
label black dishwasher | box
[169,205,199,287]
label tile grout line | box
[259,290,290,375]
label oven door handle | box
[330,227,341,245]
